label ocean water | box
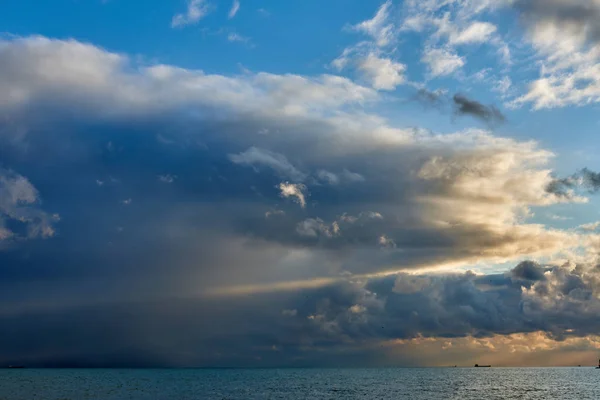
[1,367,599,399]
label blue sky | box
[3,0,600,367]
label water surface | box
[1,367,599,399]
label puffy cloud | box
[421,47,465,77]
[278,182,307,208]
[172,0,211,28]
[357,53,406,90]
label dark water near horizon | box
[1,367,599,399]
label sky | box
[3,0,600,368]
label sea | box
[1,367,599,399]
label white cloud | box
[357,53,406,90]
[279,182,307,208]
[0,169,57,242]
[448,21,497,45]
[227,32,249,43]
[0,37,378,119]
[399,0,510,86]
[351,0,395,47]
[578,221,600,232]
[172,0,211,28]
[230,147,306,182]
[228,0,240,19]
[509,0,600,109]
[421,47,465,76]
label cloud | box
[578,221,600,232]
[448,21,497,45]
[516,0,600,46]
[158,175,177,184]
[0,35,596,367]
[265,210,285,219]
[351,0,395,48]
[421,47,465,77]
[296,218,339,238]
[227,32,249,43]
[400,0,512,90]
[430,13,498,45]
[316,169,365,185]
[415,88,445,105]
[357,53,406,90]
[6,259,600,367]
[171,0,211,28]
[228,0,240,19]
[452,94,506,124]
[0,36,377,118]
[0,36,585,275]
[229,147,306,182]
[546,168,600,198]
[278,182,307,208]
[0,169,57,244]
[508,0,600,109]
[547,214,571,221]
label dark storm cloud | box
[3,261,600,367]
[581,168,600,191]
[546,168,600,197]
[452,94,506,124]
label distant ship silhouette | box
[596,358,600,369]
[474,364,491,368]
